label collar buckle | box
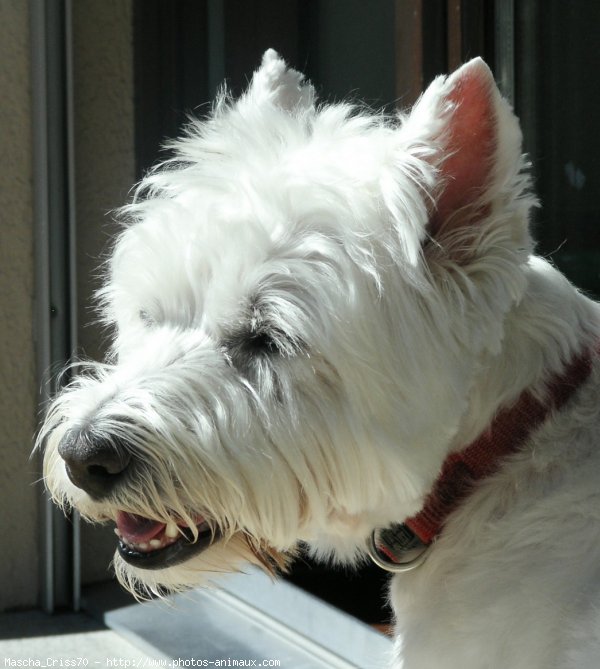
[367,523,431,573]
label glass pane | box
[516,1,600,297]
[302,0,396,108]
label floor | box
[0,608,163,662]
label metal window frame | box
[31,0,80,613]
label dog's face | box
[38,51,533,596]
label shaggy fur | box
[38,51,600,668]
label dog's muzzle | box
[58,428,131,499]
[57,427,220,570]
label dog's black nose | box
[58,428,131,499]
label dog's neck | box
[369,334,598,571]
[368,260,600,571]
[444,259,600,526]
[411,342,597,542]
[454,258,600,449]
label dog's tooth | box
[114,528,122,538]
[138,542,148,551]
[149,539,162,549]
[165,521,179,538]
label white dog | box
[38,51,600,668]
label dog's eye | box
[222,325,301,371]
[222,327,280,363]
[244,329,279,355]
[139,310,154,326]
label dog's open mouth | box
[115,511,218,570]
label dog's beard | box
[39,395,299,598]
[45,450,294,599]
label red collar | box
[368,343,598,571]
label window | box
[516,1,600,296]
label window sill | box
[82,566,393,668]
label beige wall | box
[0,0,134,610]
[0,0,39,611]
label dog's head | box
[37,51,534,596]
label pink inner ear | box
[431,62,497,235]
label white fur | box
[38,51,600,667]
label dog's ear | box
[409,58,523,237]
[245,49,315,113]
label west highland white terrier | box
[38,51,600,668]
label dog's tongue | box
[116,511,166,544]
